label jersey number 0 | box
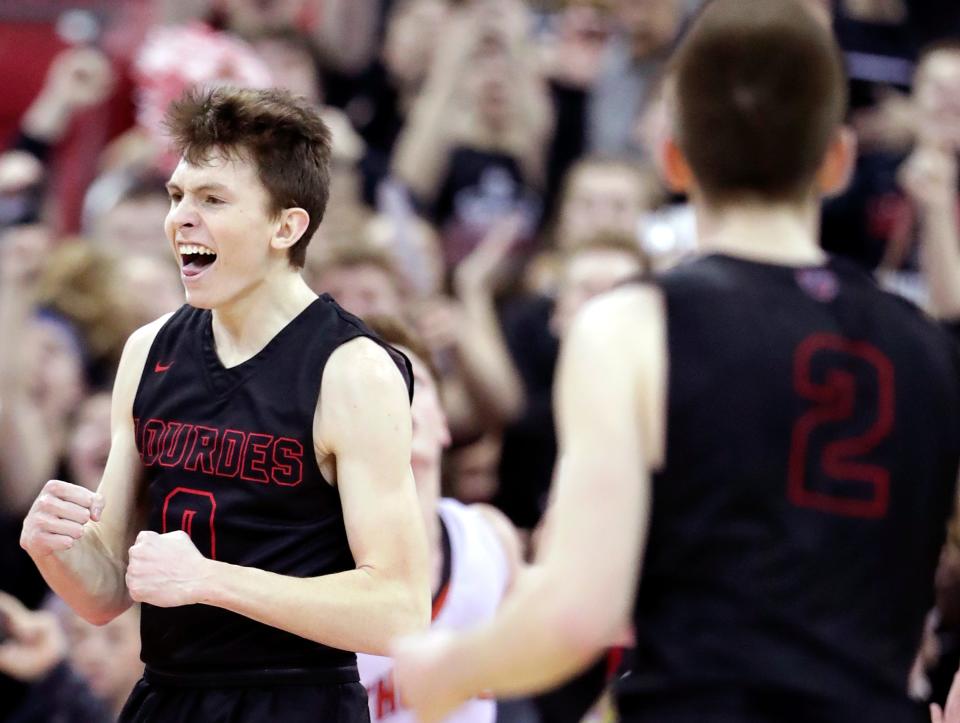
[162,487,218,558]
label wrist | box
[917,196,958,216]
[21,93,73,143]
[194,557,227,606]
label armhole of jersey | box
[131,309,186,418]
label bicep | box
[540,291,661,635]
[318,340,422,571]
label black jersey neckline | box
[200,295,324,397]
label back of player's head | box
[164,86,332,268]
[670,0,847,205]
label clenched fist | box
[126,530,211,608]
[20,480,104,558]
[393,630,468,723]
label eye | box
[205,196,224,205]
[168,192,182,204]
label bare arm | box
[138,338,431,655]
[900,145,960,319]
[0,229,57,514]
[21,47,114,145]
[395,286,666,720]
[452,216,528,426]
[21,317,164,625]
[390,8,481,202]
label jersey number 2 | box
[787,334,895,519]
[162,487,217,559]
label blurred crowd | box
[1,0,960,721]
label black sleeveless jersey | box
[131,295,412,676]
[616,254,960,722]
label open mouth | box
[179,244,217,277]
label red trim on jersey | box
[431,582,450,621]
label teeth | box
[178,244,216,256]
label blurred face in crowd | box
[618,0,683,59]
[401,347,451,481]
[115,255,184,330]
[312,262,403,318]
[67,391,111,491]
[24,315,86,423]
[96,195,170,258]
[223,0,305,36]
[384,0,449,89]
[558,164,649,249]
[447,435,501,503]
[914,49,960,149]
[66,606,143,714]
[165,151,290,309]
[251,36,321,105]
[552,247,644,337]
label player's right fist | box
[20,480,104,558]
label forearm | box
[436,566,605,699]
[0,403,57,515]
[31,526,131,624]
[201,562,429,656]
[21,91,74,145]
[919,201,960,319]
[0,284,53,511]
[391,94,455,201]
[455,291,525,424]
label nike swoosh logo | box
[154,361,174,373]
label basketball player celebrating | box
[359,317,521,723]
[20,87,430,722]
[394,2,960,722]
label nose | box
[166,197,199,234]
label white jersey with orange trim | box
[359,498,511,723]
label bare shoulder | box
[575,284,664,337]
[114,313,175,391]
[107,312,176,435]
[122,313,175,363]
[561,283,667,468]
[322,336,409,400]
[316,336,412,456]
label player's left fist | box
[393,630,467,723]
[126,530,209,607]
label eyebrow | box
[165,182,231,195]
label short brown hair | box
[164,86,332,268]
[670,0,847,205]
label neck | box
[695,197,827,267]
[210,269,316,364]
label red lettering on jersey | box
[215,429,246,478]
[375,674,400,719]
[159,422,193,468]
[272,437,304,486]
[240,433,274,484]
[141,419,167,466]
[184,426,219,475]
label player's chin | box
[182,288,217,310]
